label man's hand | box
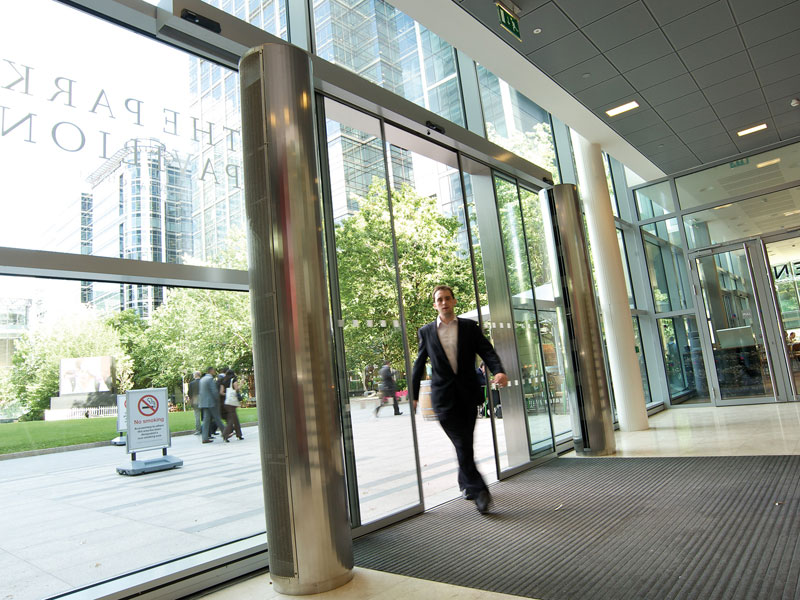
[493,373,508,388]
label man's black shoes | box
[475,490,491,514]
[461,489,475,500]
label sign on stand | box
[110,394,127,446]
[117,387,182,476]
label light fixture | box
[757,158,780,168]
[533,28,542,34]
[737,123,767,136]
[606,101,639,117]
[784,210,800,217]
[713,203,733,210]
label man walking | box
[411,285,508,514]
[199,366,225,443]
[375,360,402,417]
[187,370,202,435]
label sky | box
[1,0,208,303]
[1,0,196,250]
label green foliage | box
[137,288,252,389]
[334,180,474,388]
[6,307,133,420]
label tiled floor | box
[199,402,800,599]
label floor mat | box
[353,456,800,600]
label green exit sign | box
[497,3,521,41]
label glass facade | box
[0,0,672,598]
[642,218,691,312]
[314,0,465,127]
[635,180,675,219]
[477,65,558,181]
[675,140,800,210]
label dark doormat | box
[353,456,800,600]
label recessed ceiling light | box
[606,101,639,117]
[757,158,781,168]
[581,72,591,79]
[533,28,542,34]
[737,123,767,136]
[785,210,800,217]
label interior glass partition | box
[695,248,774,401]
[657,315,710,404]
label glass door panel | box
[764,236,800,398]
[322,99,420,525]
[518,185,573,447]
[695,248,774,401]
[382,124,497,506]
[494,176,551,455]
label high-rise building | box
[82,139,193,317]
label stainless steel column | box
[549,184,616,456]
[239,43,353,595]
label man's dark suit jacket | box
[411,317,504,416]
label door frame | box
[687,239,793,405]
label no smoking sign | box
[137,395,159,416]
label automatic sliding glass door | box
[692,244,781,403]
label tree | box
[7,307,133,420]
[136,288,252,393]
[334,180,474,390]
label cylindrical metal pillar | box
[239,43,353,595]
[550,184,616,455]
[570,133,649,432]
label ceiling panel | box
[527,30,598,73]
[516,3,575,54]
[642,0,718,25]
[758,53,800,87]
[679,121,729,144]
[668,107,719,132]
[454,0,800,176]
[604,29,673,72]
[556,0,637,26]
[552,55,619,94]
[582,2,657,51]
[691,52,752,88]
[575,76,635,109]
[704,73,761,105]
[654,91,709,120]
[738,1,800,46]
[748,29,800,68]
[622,53,686,89]
[676,28,744,70]
[515,0,552,16]
[713,90,767,119]
[661,1,735,49]
[727,0,795,22]
[606,108,665,135]
[640,73,698,106]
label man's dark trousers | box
[439,407,484,496]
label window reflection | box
[635,180,675,219]
[313,0,465,127]
[642,218,691,312]
[477,65,558,180]
[657,315,710,404]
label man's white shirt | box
[436,315,459,374]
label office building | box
[1,0,799,598]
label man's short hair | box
[194,371,202,378]
[432,284,454,300]
[206,366,215,373]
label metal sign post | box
[116,388,182,475]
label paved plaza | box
[0,400,516,600]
